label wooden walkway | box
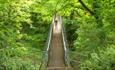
[45,15,72,70]
[46,17,66,69]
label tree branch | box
[78,0,94,15]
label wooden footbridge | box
[39,14,72,70]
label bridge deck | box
[47,31,65,67]
[45,16,67,70]
[45,15,72,70]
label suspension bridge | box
[39,14,72,70]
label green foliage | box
[62,0,115,70]
[0,0,50,70]
[0,0,115,70]
[80,45,115,70]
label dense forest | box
[0,0,115,70]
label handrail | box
[46,24,53,52]
[60,16,71,68]
[39,19,53,70]
[45,21,53,67]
